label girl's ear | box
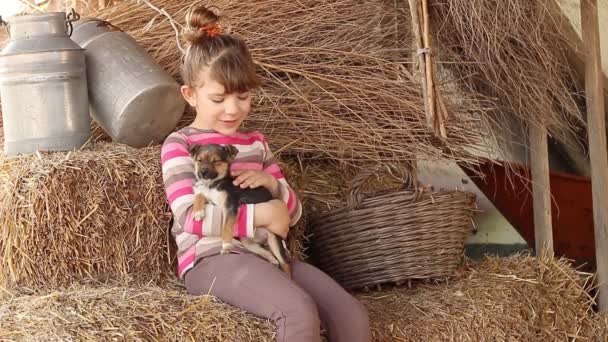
[181,85,197,107]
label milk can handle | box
[65,8,81,37]
[0,16,7,35]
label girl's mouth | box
[222,120,239,127]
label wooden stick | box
[99,0,107,9]
[530,123,554,258]
[581,0,608,313]
[421,0,435,130]
[407,0,430,125]
[432,64,448,138]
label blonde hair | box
[181,6,260,92]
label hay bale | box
[0,143,327,289]
[92,0,489,165]
[0,143,173,289]
[362,255,607,341]
[0,281,276,342]
[1,255,606,341]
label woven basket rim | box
[311,188,476,222]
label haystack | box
[92,0,490,165]
[430,0,584,148]
[0,142,173,289]
[1,255,605,341]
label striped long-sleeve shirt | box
[161,127,303,279]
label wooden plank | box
[530,123,554,257]
[581,0,608,313]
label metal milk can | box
[0,11,91,155]
[71,19,185,147]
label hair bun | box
[184,6,222,44]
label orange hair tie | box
[199,23,222,37]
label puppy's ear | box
[188,144,202,158]
[223,145,239,162]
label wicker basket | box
[309,167,477,290]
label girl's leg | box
[185,253,321,342]
[291,261,372,342]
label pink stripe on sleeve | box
[166,179,194,197]
[263,164,283,177]
[234,205,248,237]
[287,189,297,213]
[168,187,193,205]
[161,149,190,163]
[183,210,204,236]
[161,142,188,156]
[231,162,264,171]
[188,135,263,146]
[177,247,196,276]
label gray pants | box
[185,253,371,342]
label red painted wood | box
[460,159,596,266]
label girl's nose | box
[224,98,240,115]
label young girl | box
[161,6,371,342]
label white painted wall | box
[558,0,608,74]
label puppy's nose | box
[200,168,214,179]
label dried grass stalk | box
[430,0,584,147]
[91,0,489,165]
[1,255,606,341]
[0,142,173,289]
[0,113,3,152]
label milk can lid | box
[0,11,84,56]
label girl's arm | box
[260,137,303,227]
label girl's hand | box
[231,170,280,197]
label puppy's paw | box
[221,243,233,255]
[194,209,206,221]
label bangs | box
[209,49,261,93]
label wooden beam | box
[530,123,554,257]
[581,0,608,313]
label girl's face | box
[181,68,252,135]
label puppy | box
[189,143,292,277]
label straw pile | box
[0,281,276,341]
[362,255,607,341]
[430,0,584,146]
[0,142,173,289]
[1,255,606,341]
[92,0,490,165]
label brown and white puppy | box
[189,143,292,277]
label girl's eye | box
[211,98,224,103]
[238,93,251,100]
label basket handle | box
[346,163,418,208]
